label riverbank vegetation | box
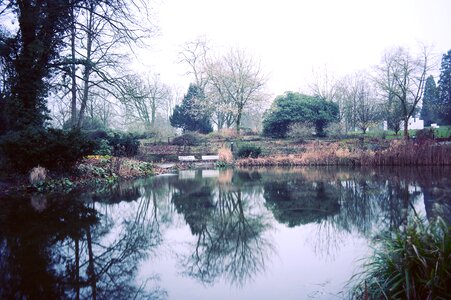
[350,217,451,299]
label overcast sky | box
[137,0,451,97]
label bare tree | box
[354,76,382,134]
[205,48,267,133]
[309,65,338,101]
[178,36,209,90]
[375,46,431,138]
[59,0,154,128]
[120,73,172,130]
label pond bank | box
[0,155,172,197]
[236,140,451,167]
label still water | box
[1,167,450,299]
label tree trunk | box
[70,5,77,128]
[403,117,409,139]
[77,3,94,128]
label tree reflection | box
[263,179,340,227]
[0,185,165,300]
[172,174,273,286]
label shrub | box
[288,122,314,142]
[172,132,205,146]
[325,122,345,139]
[218,147,233,163]
[0,127,96,173]
[415,128,434,141]
[237,143,262,158]
[107,132,140,157]
[350,217,451,299]
[93,139,112,156]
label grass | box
[350,217,451,300]
[236,140,451,167]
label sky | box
[136,0,451,98]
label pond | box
[0,167,450,299]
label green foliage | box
[2,1,73,130]
[421,75,439,126]
[438,49,451,125]
[351,217,451,300]
[263,92,339,138]
[0,127,96,173]
[85,130,140,157]
[33,178,75,193]
[172,132,205,146]
[106,132,140,157]
[215,160,228,168]
[170,84,213,134]
[237,143,262,158]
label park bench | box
[201,155,219,161]
[178,155,197,161]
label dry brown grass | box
[236,140,451,167]
[218,147,234,163]
[29,166,47,184]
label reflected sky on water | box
[1,167,450,299]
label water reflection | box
[172,170,274,286]
[0,190,165,300]
[0,167,449,299]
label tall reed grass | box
[350,217,451,299]
[236,140,451,167]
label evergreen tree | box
[421,75,439,126]
[438,49,451,125]
[170,84,213,133]
[1,0,74,131]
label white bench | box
[178,155,197,161]
[201,155,219,161]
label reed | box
[350,217,451,299]
[218,147,234,164]
[236,140,451,167]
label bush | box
[237,143,262,158]
[107,132,140,157]
[415,128,434,141]
[172,132,205,146]
[325,122,345,139]
[288,122,314,142]
[0,127,96,173]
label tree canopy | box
[438,49,451,125]
[262,92,339,138]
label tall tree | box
[54,0,153,129]
[375,47,430,138]
[420,75,439,126]
[437,49,451,125]
[205,48,266,133]
[1,0,74,130]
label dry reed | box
[218,147,234,163]
[29,165,47,184]
[236,140,451,167]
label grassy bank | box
[0,155,161,196]
[235,140,451,167]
